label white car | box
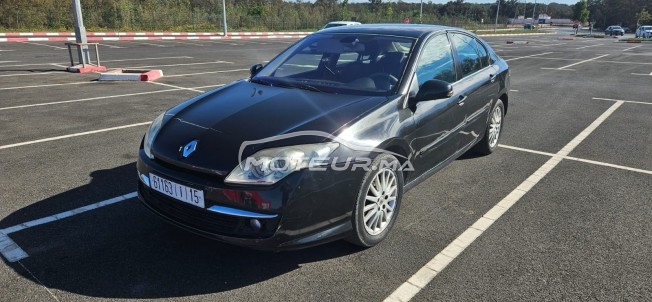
[635,25,652,38]
[322,21,361,29]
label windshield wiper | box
[250,78,274,86]
[252,77,322,93]
[281,82,323,93]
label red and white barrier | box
[99,69,163,81]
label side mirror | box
[411,79,453,103]
[250,63,264,77]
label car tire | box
[348,154,404,247]
[472,99,505,155]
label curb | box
[0,34,308,42]
[0,31,312,42]
[0,31,312,37]
[477,32,556,37]
[99,69,163,81]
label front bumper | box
[136,150,364,250]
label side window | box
[415,34,456,85]
[451,33,482,78]
[475,39,491,68]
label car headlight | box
[225,142,339,185]
[143,112,169,159]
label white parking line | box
[158,40,206,46]
[202,40,240,46]
[541,67,575,71]
[558,54,609,70]
[0,71,59,77]
[165,68,249,77]
[384,101,624,302]
[0,62,68,68]
[0,81,94,91]
[98,43,125,49]
[133,42,168,47]
[125,61,232,69]
[0,84,223,111]
[0,192,137,262]
[592,97,652,105]
[623,45,641,52]
[504,52,555,62]
[148,81,205,93]
[0,122,150,150]
[19,41,67,50]
[498,144,652,175]
[0,60,19,63]
[100,56,193,63]
[0,231,29,262]
[576,44,602,50]
[1,192,137,235]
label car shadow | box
[1,163,361,299]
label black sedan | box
[137,24,510,250]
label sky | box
[347,0,578,4]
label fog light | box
[250,219,262,231]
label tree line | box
[0,0,649,32]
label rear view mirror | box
[412,79,453,103]
[250,63,264,77]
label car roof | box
[317,24,460,38]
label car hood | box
[152,80,386,175]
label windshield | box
[252,33,416,96]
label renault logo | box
[180,140,199,158]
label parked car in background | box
[524,23,536,29]
[322,21,361,29]
[604,26,625,36]
[136,24,510,250]
[635,25,652,38]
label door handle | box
[489,74,497,83]
[457,95,467,106]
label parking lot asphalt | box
[1,31,651,301]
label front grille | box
[141,186,279,239]
[153,157,225,185]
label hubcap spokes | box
[488,106,502,148]
[363,168,398,236]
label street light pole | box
[420,0,423,24]
[532,0,537,22]
[71,0,89,65]
[494,0,501,33]
[221,0,228,36]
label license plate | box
[149,173,205,208]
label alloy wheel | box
[362,168,398,236]
[488,105,503,148]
